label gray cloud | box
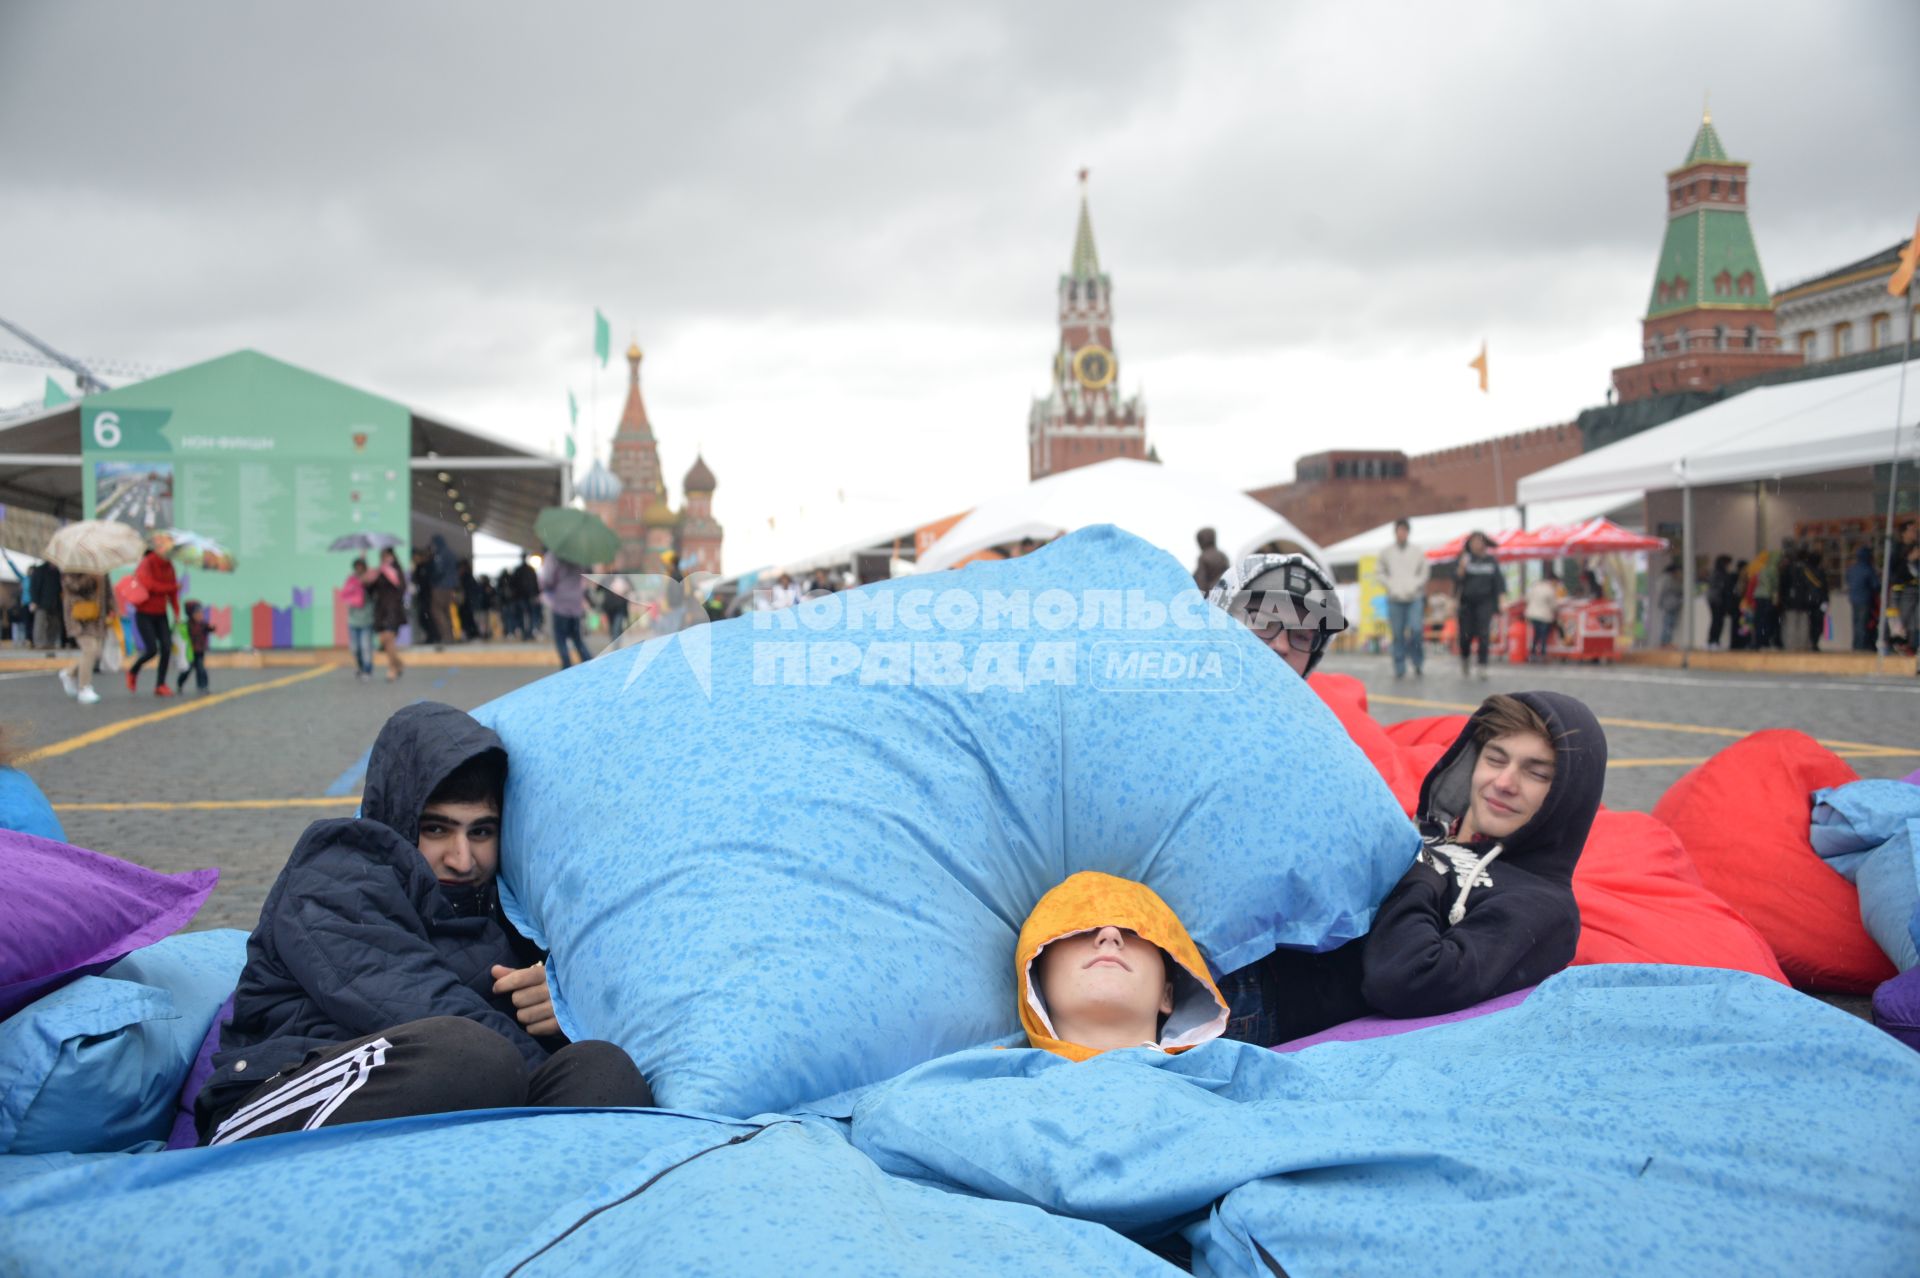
[3,1,1915,564]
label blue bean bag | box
[0,930,247,1155]
[477,527,1417,1115]
[1812,780,1920,971]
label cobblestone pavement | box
[9,647,1918,939]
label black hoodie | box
[1220,691,1605,1043]
[197,703,544,1132]
[1360,690,1606,1018]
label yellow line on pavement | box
[16,664,340,765]
[1368,693,1920,759]
[53,796,359,813]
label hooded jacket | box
[197,703,544,1131]
[1360,690,1605,1018]
[1204,553,1347,676]
[1016,872,1228,1062]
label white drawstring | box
[1430,841,1505,925]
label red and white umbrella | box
[1505,518,1667,559]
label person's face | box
[1036,926,1173,1027]
[1467,731,1556,839]
[416,798,501,888]
[1394,524,1410,546]
[1467,534,1487,555]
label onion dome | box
[577,459,623,503]
[683,453,717,493]
[644,485,678,528]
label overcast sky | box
[3,1,1916,571]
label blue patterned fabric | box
[476,526,1416,1115]
[0,1109,738,1276]
[849,965,1920,1276]
[1812,780,1920,971]
[6,967,1915,1275]
[0,930,247,1155]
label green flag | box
[565,433,577,461]
[568,388,579,426]
[43,376,71,408]
[594,310,610,368]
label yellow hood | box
[1016,871,1230,1062]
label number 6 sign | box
[92,410,122,448]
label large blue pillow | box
[1813,781,1920,972]
[479,526,1416,1115]
[0,929,248,1154]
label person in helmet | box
[1206,553,1348,677]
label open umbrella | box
[43,520,148,573]
[159,529,238,572]
[534,506,621,568]
[328,531,402,552]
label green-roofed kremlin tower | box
[1028,171,1149,479]
[1612,111,1801,402]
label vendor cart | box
[1508,599,1621,665]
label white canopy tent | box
[1320,492,1644,571]
[1516,361,1918,656]
[1516,363,1915,503]
[916,458,1325,574]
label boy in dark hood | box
[1220,691,1606,1043]
[196,702,651,1144]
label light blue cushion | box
[478,526,1417,1116]
[0,768,64,843]
[1813,781,1920,972]
[0,930,248,1154]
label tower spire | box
[1070,168,1100,280]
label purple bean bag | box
[1873,967,1920,1052]
[1274,985,1537,1052]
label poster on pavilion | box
[80,351,410,650]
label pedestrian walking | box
[511,554,541,639]
[28,556,64,650]
[598,581,630,643]
[457,559,482,643]
[1751,551,1782,650]
[540,553,591,669]
[1376,518,1430,679]
[1846,545,1879,652]
[411,549,440,645]
[365,547,408,681]
[56,568,110,705]
[1524,567,1563,662]
[343,558,376,679]
[1452,531,1503,679]
[1656,560,1683,648]
[1706,555,1735,649]
[125,545,182,696]
[1890,520,1919,656]
[1192,527,1230,595]
[175,600,211,695]
[430,535,461,643]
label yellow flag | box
[1890,215,1920,297]
[1468,342,1489,393]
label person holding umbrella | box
[125,541,183,696]
[532,507,620,670]
[363,547,408,681]
[41,519,147,706]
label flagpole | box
[1877,274,1914,666]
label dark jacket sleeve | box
[276,839,547,1068]
[1359,864,1578,1020]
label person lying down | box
[1016,871,1229,1060]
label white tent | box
[916,458,1325,573]
[1517,363,1917,503]
[1320,492,1644,571]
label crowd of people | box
[1689,521,1919,654]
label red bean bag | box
[1570,809,1786,982]
[1309,677,1789,983]
[1309,675,1425,812]
[1652,730,1892,993]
